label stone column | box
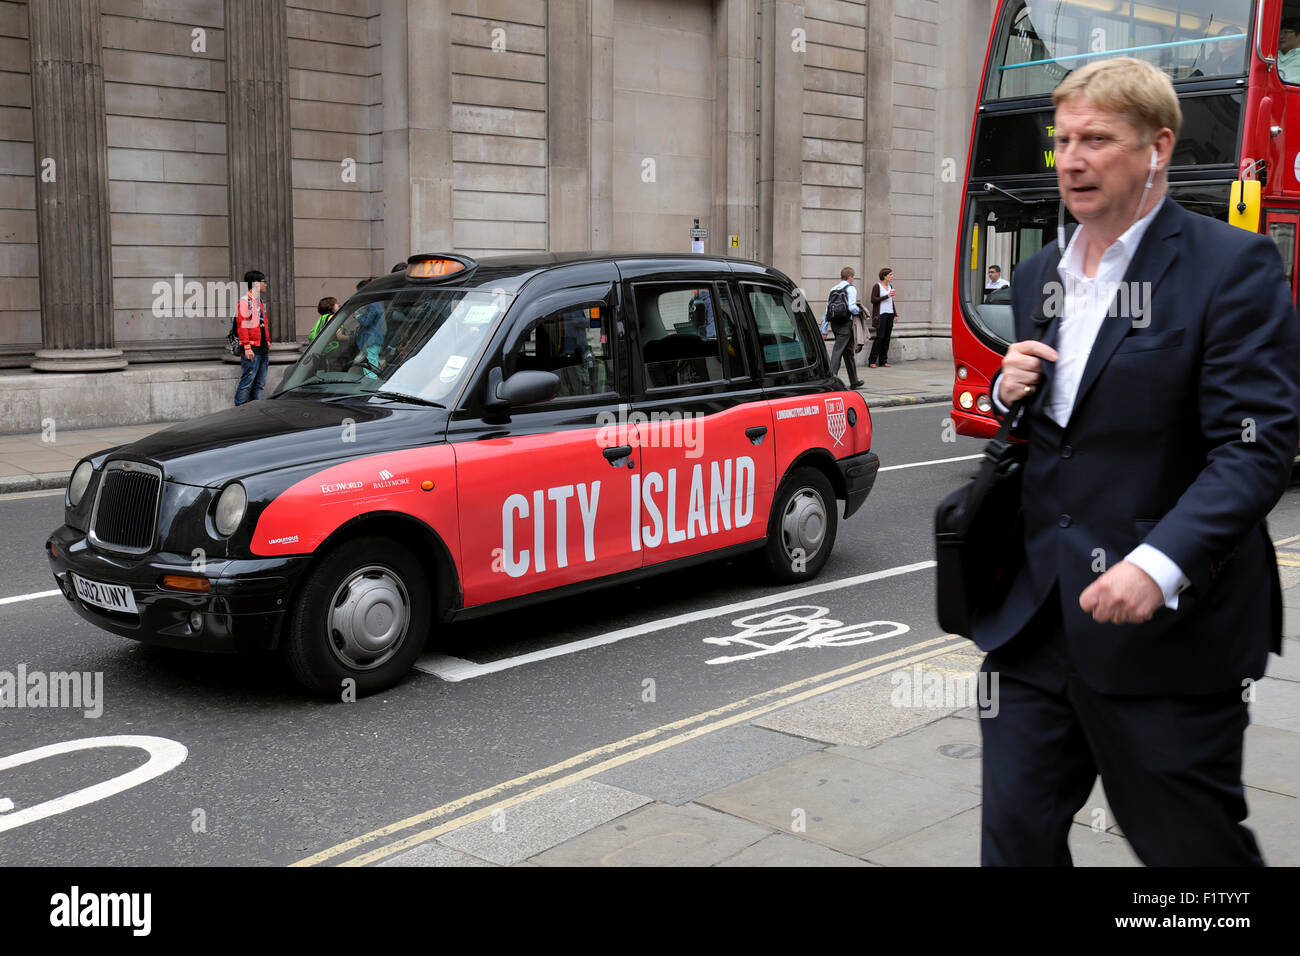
[589,0,614,250]
[712,0,757,259]
[28,0,125,372]
[381,0,453,264]
[862,0,892,293]
[548,0,590,251]
[225,0,298,363]
[757,0,803,278]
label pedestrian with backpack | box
[233,269,271,406]
[823,266,864,389]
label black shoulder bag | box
[933,255,1057,637]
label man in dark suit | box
[976,57,1300,865]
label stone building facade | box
[0,0,990,423]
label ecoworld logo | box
[320,480,364,495]
[0,666,102,718]
[50,886,151,937]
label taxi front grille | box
[90,462,162,554]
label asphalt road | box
[1,403,1296,865]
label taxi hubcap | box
[781,488,827,564]
[326,565,410,670]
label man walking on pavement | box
[823,266,864,388]
[976,57,1300,866]
[234,269,271,406]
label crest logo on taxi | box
[825,398,847,446]
[499,456,756,578]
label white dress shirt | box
[995,197,1190,609]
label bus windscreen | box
[987,0,1253,99]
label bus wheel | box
[763,467,837,583]
[282,537,431,698]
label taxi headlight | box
[976,393,993,414]
[958,391,974,409]
[68,461,94,507]
[214,482,247,537]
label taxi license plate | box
[71,573,138,614]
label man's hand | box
[243,345,253,360]
[998,340,1059,406]
[1079,561,1164,625]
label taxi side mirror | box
[487,367,561,408]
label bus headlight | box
[958,391,974,409]
[976,394,993,414]
[67,461,94,507]
[214,482,247,536]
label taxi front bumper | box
[837,450,880,519]
[45,526,307,653]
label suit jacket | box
[972,199,1300,695]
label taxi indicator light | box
[162,575,211,593]
[406,255,471,280]
[421,480,435,491]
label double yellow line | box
[294,633,970,867]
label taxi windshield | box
[276,287,507,404]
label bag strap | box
[953,245,1063,536]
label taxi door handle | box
[603,445,635,468]
[745,426,768,446]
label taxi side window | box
[743,284,818,375]
[506,301,615,398]
[634,284,744,388]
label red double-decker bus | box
[951,0,1297,437]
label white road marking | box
[879,454,982,472]
[702,606,909,664]
[416,559,936,681]
[0,589,60,607]
[0,735,188,833]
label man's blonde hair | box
[1053,57,1181,142]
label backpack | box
[226,316,242,356]
[826,284,851,324]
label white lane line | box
[0,589,60,607]
[416,558,937,682]
[0,489,64,501]
[879,454,982,472]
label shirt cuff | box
[990,372,1010,414]
[1125,543,1190,610]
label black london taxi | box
[46,253,880,696]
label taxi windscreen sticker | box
[440,355,467,382]
[461,303,499,325]
[825,398,847,446]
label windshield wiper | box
[370,391,446,408]
[984,183,1032,205]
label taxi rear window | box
[742,284,818,374]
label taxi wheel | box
[282,537,431,698]
[763,467,837,583]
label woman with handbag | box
[867,268,897,367]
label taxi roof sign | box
[406,254,474,280]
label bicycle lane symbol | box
[0,735,188,834]
[702,605,909,665]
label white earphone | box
[1150,149,1159,170]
